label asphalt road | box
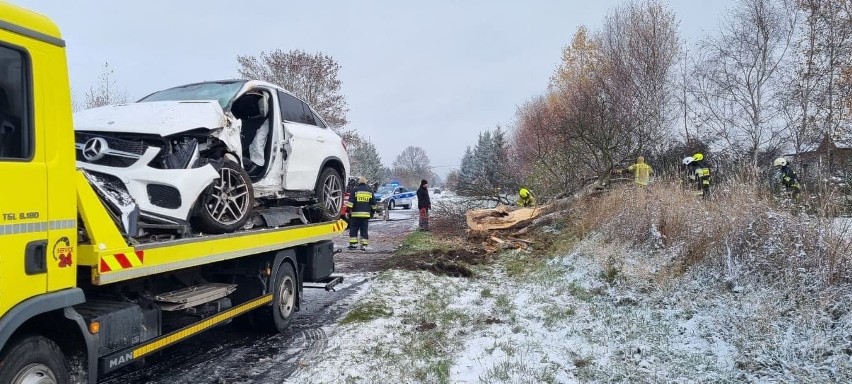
[99,209,417,384]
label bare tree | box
[83,62,127,110]
[801,0,852,143]
[598,0,681,155]
[545,1,680,184]
[511,96,585,197]
[237,49,349,131]
[781,0,826,154]
[691,0,797,166]
[392,146,431,187]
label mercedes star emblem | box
[82,137,109,161]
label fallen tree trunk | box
[466,204,545,231]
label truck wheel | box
[313,167,343,221]
[0,335,69,384]
[196,160,255,233]
[255,262,297,333]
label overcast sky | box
[16,0,734,177]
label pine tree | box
[348,139,385,185]
[455,127,515,202]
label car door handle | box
[316,136,326,142]
[25,239,48,275]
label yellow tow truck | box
[0,3,346,382]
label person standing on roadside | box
[345,176,376,250]
[417,179,431,231]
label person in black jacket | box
[773,157,801,202]
[345,176,376,250]
[417,179,431,231]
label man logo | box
[82,137,109,161]
[109,352,133,369]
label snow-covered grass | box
[288,183,852,383]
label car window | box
[278,91,319,126]
[0,44,32,160]
[277,91,303,123]
[299,102,316,125]
[312,111,326,128]
[377,187,393,195]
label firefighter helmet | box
[519,188,530,198]
[692,153,704,161]
[773,157,787,167]
[682,156,694,166]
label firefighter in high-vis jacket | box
[517,188,536,207]
[683,153,711,197]
[773,157,801,202]
[345,176,377,250]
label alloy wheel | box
[322,174,343,216]
[205,167,251,225]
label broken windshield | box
[138,81,247,109]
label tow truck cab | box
[0,4,344,383]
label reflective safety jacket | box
[778,166,800,189]
[688,161,711,186]
[627,162,653,186]
[517,193,536,207]
[346,183,376,218]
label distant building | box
[786,134,852,179]
[787,134,852,216]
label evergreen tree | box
[455,127,515,202]
[348,139,385,185]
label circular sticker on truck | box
[52,236,74,268]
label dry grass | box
[572,180,852,290]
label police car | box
[374,183,416,210]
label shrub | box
[572,178,852,290]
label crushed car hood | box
[74,100,230,136]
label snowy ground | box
[289,234,852,383]
[102,190,851,383]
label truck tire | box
[0,335,69,384]
[313,167,343,222]
[195,160,255,233]
[255,262,297,333]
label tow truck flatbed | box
[76,171,346,285]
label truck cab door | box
[0,42,49,312]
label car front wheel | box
[314,167,343,221]
[195,160,255,233]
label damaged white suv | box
[74,80,349,235]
